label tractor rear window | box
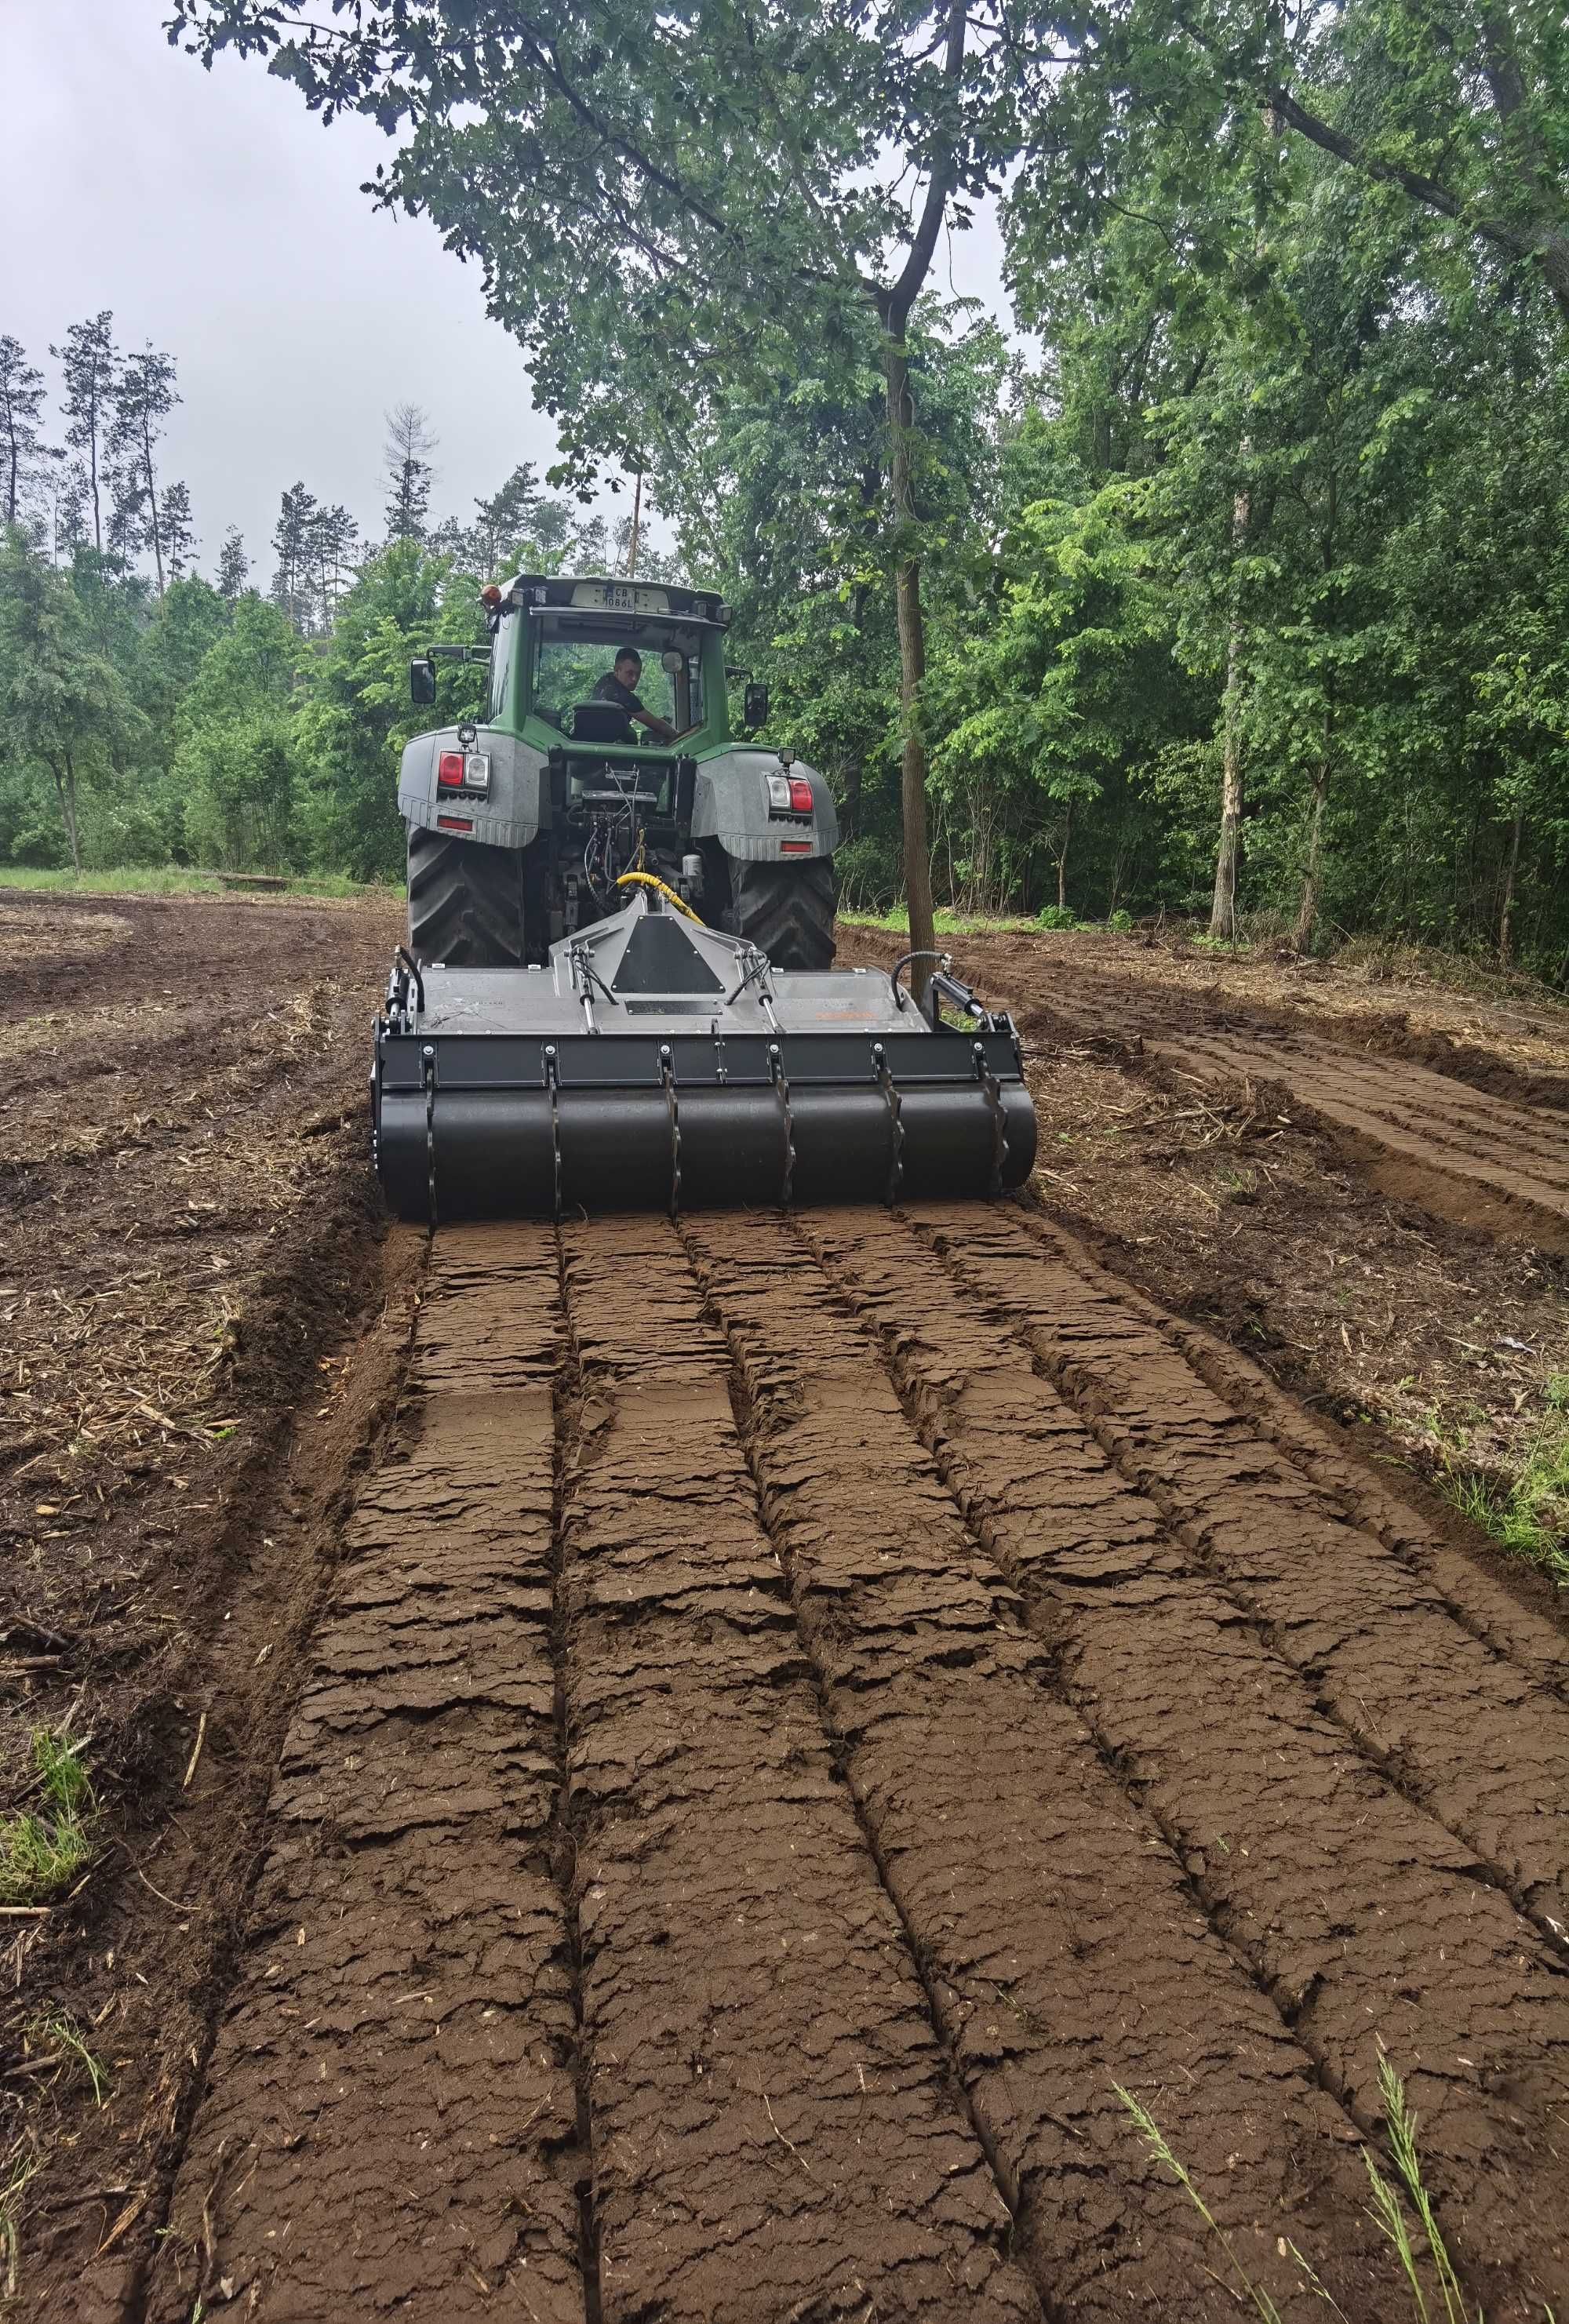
[532,619,704,740]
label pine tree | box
[468,463,541,574]
[110,344,180,593]
[0,336,49,529]
[51,314,118,556]
[271,482,319,631]
[383,403,437,543]
[217,525,250,600]
[162,481,198,581]
[308,501,359,631]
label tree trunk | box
[1209,471,1250,939]
[883,334,936,991]
[53,753,82,875]
[1498,795,1524,967]
[1058,799,1072,911]
[1293,762,1329,951]
[627,464,643,578]
[142,422,165,595]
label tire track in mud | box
[1017,966,1569,1251]
[1153,1027,1569,1249]
[678,1213,1405,2323]
[144,1229,586,2324]
[850,929,1569,1249]
[790,1206,1569,2317]
[916,1206,1569,1950]
[555,1217,1039,2324]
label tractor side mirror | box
[410,658,437,707]
[743,682,769,732]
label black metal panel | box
[611,911,723,994]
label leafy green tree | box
[926,487,1200,914]
[293,539,485,880]
[0,527,145,871]
[174,594,304,869]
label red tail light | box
[787,775,814,815]
[438,751,465,787]
[780,839,813,853]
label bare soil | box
[3,893,1567,2323]
[843,923,1569,1568]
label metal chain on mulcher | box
[873,1042,905,1206]
[661,1044,682,1217]
[974,1041,1007,1198]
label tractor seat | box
[570,700,637,744]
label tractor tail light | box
[787,776,814,815]
[438,751,465,787]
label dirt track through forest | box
[143,1207,1568,2322]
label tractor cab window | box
[487,635,512,723]
[532,616,704,740]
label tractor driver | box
[591,648,679,744]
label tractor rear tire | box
[730,856,837,972]
[406,824,526,968]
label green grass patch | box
[0,1730,96,1906]
[839,904,1041,936]
[1435,1401,1569,1588]
[0,865,398,901]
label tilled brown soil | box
[133,1209,1568,2322]
[6,894,1569,2322]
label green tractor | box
[402,573,838,970]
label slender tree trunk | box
[53,753,82,875]
[627,465,643,578]
[1498,795,1524,967]
[1210,468,1250,938]
[883,333,936,988]
[1293,761,1329,951]
[1058,799,1072,911]
[89,426,101,555]
[141,420,165,595]
[5,442,16,527]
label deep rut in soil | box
[137,1207,1569,2323]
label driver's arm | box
[630,700,679,744]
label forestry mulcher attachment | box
[376,571,1036,1220]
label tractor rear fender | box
[399,726,548,851]
[693,748,839,864]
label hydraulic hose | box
[614,869,703,923]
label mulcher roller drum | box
[373,884,1036,1221]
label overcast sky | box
[2,0,1019,584]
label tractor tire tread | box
[406,825,526,969]
[730,856,837,972]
